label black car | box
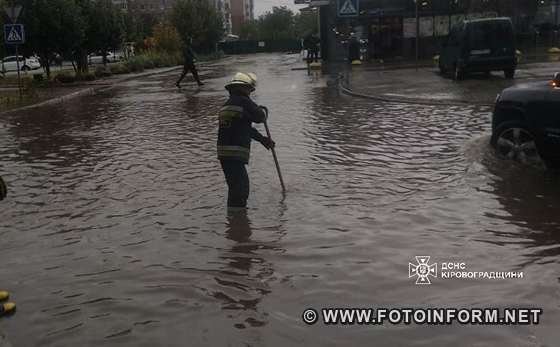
[439,18,516,80]
[491,73,560,168]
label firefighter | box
[0,180,15,317]
[217,72,275,211]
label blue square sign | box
[4,24,25,45]
[338,0,359,17]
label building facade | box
[312,0,560,61]
[230,0,254,35]
[117,0,233,36]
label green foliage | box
[124,52,181,72]
[110,63,131,75]
[152,23,182,54]
[32,74,44,83]
[94,65,112,78]
[239,6,317,41]
[239,20,259,40]
[76,72,96,81]
[294,12,318,38]
[257,6,295,40]
[81,0,125,61]
[125,55,146,72]
[54,72,76,83]
[171,0,224,53]
[19,0,85,77]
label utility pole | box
[415,0,419,70]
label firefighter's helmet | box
[225,72,257,92]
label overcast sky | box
[254,0,305,17]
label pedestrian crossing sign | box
[338,0,359,17]
[4,24,24,45]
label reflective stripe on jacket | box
[217,93,266,163]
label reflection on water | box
[0,54,558,346]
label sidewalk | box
[340,61,560,106]
[0,65,185,115]
[0,56,230,115]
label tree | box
[257,6,295,40]
[84,0,125,64]
[294,12,318,38]
[171,0,224,53]
[239,20,259,40]
[152,22,181,53]
[19,0,84,78]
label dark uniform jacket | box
[217,92,267,164]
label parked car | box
[491,73,560,168]
[88,52,120,65]
[1,55,41,73]
[439,18,516,80]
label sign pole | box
[4,5,24,101]
[15,43,22,100]
[415,0,419,71]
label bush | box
[55,73,76,83]
[126,56,146,72]
[32,74,44,83]
[94,66,112,78]
[110,63,130,74]
[76,72,96,81]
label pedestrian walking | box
[176,41,203,88]
[217,72,275,211]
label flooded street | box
[1,54,559,346]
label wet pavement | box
[0,53,559,346]
[345,62,560,105]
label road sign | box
[4,24,24,45]
[4,5,22,23]
[338,0,359,17]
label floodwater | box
[0,54,558,346]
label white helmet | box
[225,72,257,92]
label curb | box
[338,78,495,107]
[0,66,183,116]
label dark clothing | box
[217,92,267,164]
[218,90,267,208]
[177,63,202,85]
[177,46,202,85]
[305,36,320,63]
[183,46,196,65]
[220,160,249,208]
[349,38,361,62]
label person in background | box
[217,72,275,211]
[309,34,320,63]
[348,32,361,62]
[176,39,204,88]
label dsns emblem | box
[409,256,437,285]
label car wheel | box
[454,64,464,80]
[504,69,515,79]
[491,122,541,165]
[21,65,30,71]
